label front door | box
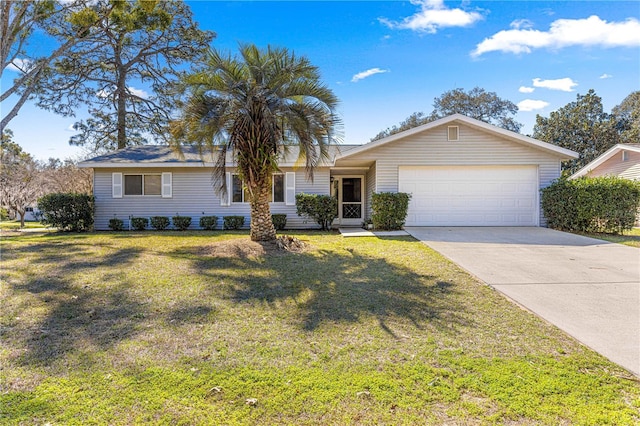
[335,176,364,226]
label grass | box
[0,220,48,230]
[582,228,640,248]
[1,231,639,425]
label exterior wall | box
[365,161,377,218]
[586,150,640,180]
[93,167,330,230]
[341,123,564,226]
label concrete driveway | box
[405,227,640,376]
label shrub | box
[295,193,337,231]
[541,176,640,234]
[371,192,411,230]
[130,217,148,231]
[108,218,124,231]
[150,216,170,230]
[172,215,192,231]
[0,207,9,221]
[223,215,245,230]
[37,193,94,232]
[199,216,218,230]
[272,214,287,231]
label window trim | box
[123,173,162,197]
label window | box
[124,174,161,196]
[622,151,629,162]
[231,173,285,203]
[26,207,34,212]
[232,174,249,203]
[272,174,284,203]
[447,126,459,141]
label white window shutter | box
[285,172,296,206]
[221,172,231,206]
[161,172,172,198]
[112,173,123,198]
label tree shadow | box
[7,242,146,367]
[172,243,471,336]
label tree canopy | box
[612,90,640,144]
[371,87,521,141]
[1,0,114,132]
[533,89,623,174]
[172,44,341,241]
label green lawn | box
[1,231,639,425]
[583,228,640,248]
[0,220,48,230]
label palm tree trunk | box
[249,180,276,241]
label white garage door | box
[399,166,539,226]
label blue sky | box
[3,0,639,160]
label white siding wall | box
[93,167,330,230]
[340,123,564,226]
[365,161,377,218]
[587,150,640,180]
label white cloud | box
[351,68,389,83]
[380,0,483,34]
[472,15,640,57]
[519,86,535,93]
[517,99,550,112]
[599,73,613,79]
[6,58,33,73]
[128,86,149,99]
[510,19,534,30]
[532,77,577,92]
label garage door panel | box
[399,166,538,226]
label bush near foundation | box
[371,192,411,230]
[541,176,640,234]
[295,193,337,231]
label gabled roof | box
[79,144,360,168]
[335,114,578,161]
[569,144,640,179]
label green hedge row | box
[541,176,640,234]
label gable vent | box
[447,126,459,141]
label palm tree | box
[171,44,340,241]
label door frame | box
[331,175,365,226]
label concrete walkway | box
[406,227,640,376]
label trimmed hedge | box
[131,217,148,231]
[371,192,411,230]
[272,214,287,231]
[37,193,94,232]
[223,216,245,230]
[150,216,170,230]
[295,193,337,231]
[541,176,640,234]
[108,218,124,231]
[172,215,191,231]
[199,216,218,230]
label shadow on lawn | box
[8,239,147,367]
[173,241,470,336]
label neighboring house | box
[569,144,640,181]
[79,114,578,230]
[569,143,640,226]
[24,206,41,222]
